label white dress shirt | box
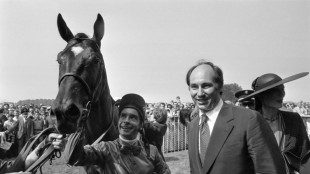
[199,99,223,154]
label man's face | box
[22,112,28,118]
[160,103,165,109]
[188,64,221,113]
[14,110,20,116]
[118,108,142,140]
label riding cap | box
[235,90,255,103]
[240,72,309,102]
[118,93,146,121]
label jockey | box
[62,93,171,174]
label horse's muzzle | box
[54,103,81,134]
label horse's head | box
[54,14,107,134]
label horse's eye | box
[93,57,100,64]
[57,52,63,64]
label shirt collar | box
[199,99,223,123]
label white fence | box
[161,114,310,154]
[162,116,188,153]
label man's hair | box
[186,60,224,90]
[153,108,168,124]
[179,108,192,126]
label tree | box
[222,83,242,103]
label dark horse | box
[54,13,119,173]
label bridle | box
[58,38,103,120]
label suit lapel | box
[202,103,234,173]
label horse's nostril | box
[65,104,80,121]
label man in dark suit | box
[186,60,286,174]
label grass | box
[38,150,190,174]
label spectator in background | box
[175,96,181,103]
[241,72,310,173]
[3,114,17,158]
[0,108,7,132]
[33,112,44,136]
[294,101,306,115]
[179,103,185,110]
[159,102,166,110]
[23,108,34,143]
[166,104,173,117]
[8,108,15,116]
[45,109,55,129]
[13,109,25,154]
[179,108,192,126]
[41,111,49,130]
[144,108,168,160]
[3,103,8,109]
[146,104,155,122]
[234,90,255,110]
[8,103,14,110]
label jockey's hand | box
[47,133,67,150]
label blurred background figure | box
[144,108,168,160]
[179,108,192,127]
[235,90,255,110]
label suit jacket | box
[188,103,286,174]
[279,110,310,173]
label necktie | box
[200,114,210,164]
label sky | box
[0,0,309,103]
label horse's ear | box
[57,13,74,42]
[93,14,104,47]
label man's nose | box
[123,116,130,122]
[197,87,204,96]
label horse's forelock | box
[75,33,89,39]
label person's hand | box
[47,133,67,150]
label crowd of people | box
[0,103,56,159]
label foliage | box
[222,83,243,103]
[16,99,55,107]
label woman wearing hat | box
[241,72,310,174]
[63,93,171,174]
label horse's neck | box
[85,90,118,144]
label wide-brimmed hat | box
[240,72,308,102]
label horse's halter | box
[58,38,103,122]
